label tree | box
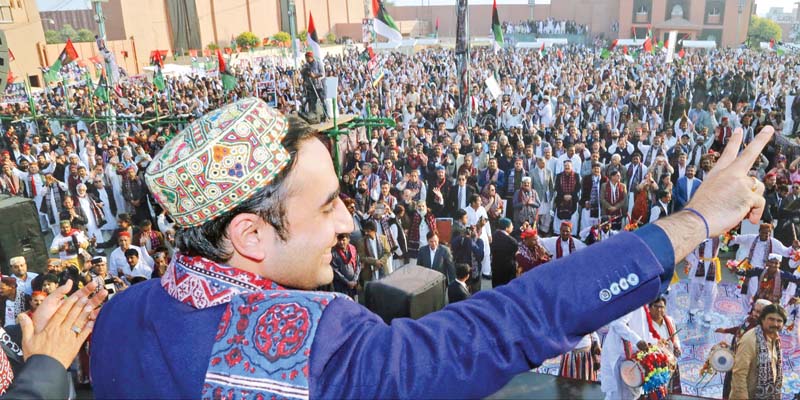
[298,30,308,42]
[235,32,260,49]
[207,42,220,50]
[76,28,95,42]
[60,24,79,42]
[272,32,291,46]
[45,30,62,44]
[325,32,336,44]
[747,15,782,47]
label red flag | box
[769,39,775,49]
[224,47,232,55]
[58,39,79,66]
[663,40,668,50]
[556,48,563,60]
[643,37,653,53]
[189,49,198,58]
[608,39,618,51]
[540,42,545,52]
[8,49,14,62]
[622,45,628,55]
[435,16,440,31]
[738,58,744,66]
[6,70,14,85]
[678,48,685,58]
[216,48,227,74]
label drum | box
[619,359,645,387]
[709,346,735,372]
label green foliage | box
[235,32,260,49]
[325,32,336,44]
[747,16,782,47]
[207,42,220,50]
[76,28,95,42]
[272,31,291,45]
[44,30,62,44]
[298,30,308,42]
[44,24,96,44]
[60,24,78,41]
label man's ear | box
[227,213,270,263]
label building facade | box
[388,0,752,48]
[4,0,365,87]
[619,0,754,47]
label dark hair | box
[648,296,667,307]
[175,115,319,262]
[426,231,437,240]
[455,263,470,279]
[468,194,480,204]
[759,304,787,323]
[455,209,467,219]
[124,248,139,258]
[657,190,670,199]
[362,220,377,232]
[117,213,132,224]
[42,273,60,284]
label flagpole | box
[24,79,37,123]
[62,75,71,116]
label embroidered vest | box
[161,254,345,399]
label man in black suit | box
[417,232,456,284]
[490,218,519,288]
[447,263,471,304]
[446,174,476,218]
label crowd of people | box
[0,38,799,398]
[503,19,589,36]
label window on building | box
[0,0,12,23]
[633,0,652,24]
[704,1,725,25]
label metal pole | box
[288,0,298,70]
[93,0,114,85]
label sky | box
[37,0,90,12]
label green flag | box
[217,49,237,91]
[600,49,610,59]
[46,39,79,84]
[153,66,166,91]
[491,0,504,51]
[95,73,109,102]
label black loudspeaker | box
[365,265,447,324]
[0,196,49,275]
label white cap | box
[767,253,782,262]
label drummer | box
[714,298,771,399]
[600,306,651,400]
[646,296,682,394]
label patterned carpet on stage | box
[535,282,800,399]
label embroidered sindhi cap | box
[145,98,292,227]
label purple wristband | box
[683,207,709,239]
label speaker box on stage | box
[365,265,447,324]
[0,196,49,275]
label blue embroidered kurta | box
[91,224,674,399]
